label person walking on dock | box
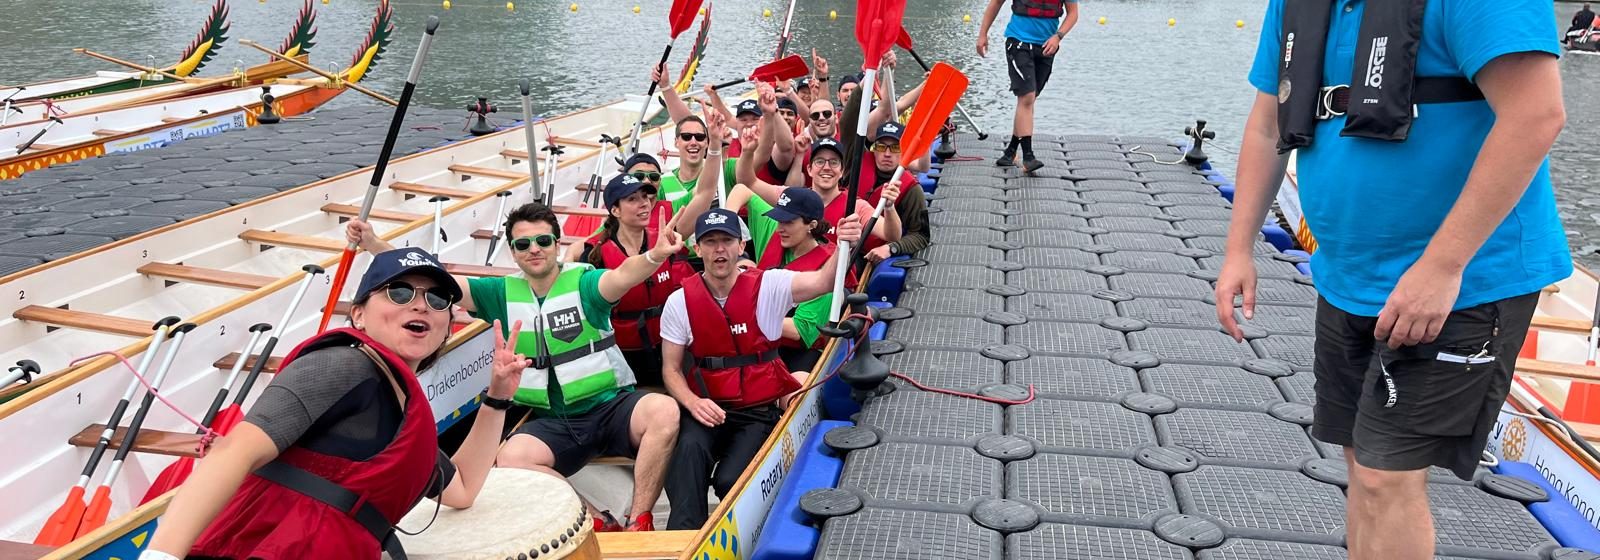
[1570,3,1596,44]
[1216,0,1567,557]
[976,0,1079,172]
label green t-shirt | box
[771,246,831,348]
[658,159,738,212]
[466,269,629,417]
[747,196,777,260]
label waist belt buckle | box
[1317,84,1348,120]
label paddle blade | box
[895,26,914,50]
[897,62,970,160]
[142,458,193,505]
[33,486,86,545]
[75,486,112,537]
[854,0,907,69]
[668,0,706,38]
[562,213,603,238]
[317,249,357,333]
[749,54,809,83]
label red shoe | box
[593,511,624,532]
[626,511,654,531]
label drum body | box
[395,468,599,560]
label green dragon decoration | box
[341,0,394,84]
[167,0,231,77]
[277,0,318,58]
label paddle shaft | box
[772,0,799,60]
[71,321,177,488]
[197,326,269,429]
[239,40,398,106]
[586,140,610,207]
[0,364,28,388]
[485,192,513,266]
[1588,285,1600,366]
[232,267,323,412]
[519,82,543,201]
[72,48,189,82]
[628,43,675,157]
[319,17,440,334]
[431,196,449,255]
[902,46,985,139]
[16,117,61,155]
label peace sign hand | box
[650,205,685,259]
[488,319,525,400]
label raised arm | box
[791,212,864,301]
[762,84,797,170]
[438,319,520,509]
[675,112,730,236]
[654,61,693,125]
[735,122,787,205]
[699,83,734,123]
[598,205,686,301]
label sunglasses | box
[810,110,834,120]
[870,143,902,154]
[678,132,708,142]
[629,171,662,182]
[510,234,559,252]
[381,281,452,312]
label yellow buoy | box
[442,0,451,8]
[1097,16,1106,25]
[829,9,837,19]
[763,8,772,17]
[506,1,514,10]
[1236,19,1245,28]
[570,3,578,11]
[963,13,972,22]
[322,0,329,4]
[633,5,640,13]
[1168,18,1177,26]
[698,6,704,14]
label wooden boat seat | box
[1519,359,1600,383]
[595,530,697,558]
[68,423,201,459]
[22,143,62,152]
[447,164,524,181]
[239,230,343,252]
[1531,315,1592,335]
[552,205,609,218]
[321,203,426,223]
[161,117,184,123]
[0,540,53,560]
[592,456,635,466]
[389,181,477,200]
[92,129,127,137]
[444,263,518,277]
[1544,284,1561,294]
[13,305,149,337]
[138,262,276,290]
[214,352,283,375]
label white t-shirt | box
[660,269,797,346]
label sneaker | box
[626,511,655,531]
[1022,156,1044,173]
[594,510,625,532]
[995,152,1017,167]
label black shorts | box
[1005,37,1055,96]
[513,390,647,477]
[1310,292,1538,480]
[623,348,664,388]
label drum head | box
[395,468,594,560]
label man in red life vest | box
[659,207,864,529]
[861,121,932,262]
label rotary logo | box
[780,428,797,470]
[1504,418,1528,462]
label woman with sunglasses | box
[143,249,525,560]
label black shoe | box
[1022,156,1044,173]
[996,152,1017,167]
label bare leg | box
[498,434,607,518]
[1347,460,1432,560]
[628,393,680,519]
[1014,91,1037,138]
[1343,447,1360,551]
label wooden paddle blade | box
[143,458,193,504]
[668,0,706,38]
[32,486,85,545]
[854,0,907,69]
[75,486,113,537]
[749,54,809,83]
[895,26,914,50]
[897,62,970,159]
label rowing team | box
[136,54,932,559]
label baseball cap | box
[777,98,798,113]
[735,99,761,117]
[622,152,660,172]
[354,248,463,305]
[694,208,745,241]
[764,187,824,223]
[797,77,813,89]
[875,121,904,142]
[838,73,863,88]
[810,137,845,159]
[604,173,657,208]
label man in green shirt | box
[345,202,687,532]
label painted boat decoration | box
[0,0,232,104]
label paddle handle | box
[245,266,323,406]
[99,324,195,481]
[520,79,542,200]
[199,327,269,429]
[486,192,512,266]
[828,196,891,323]
[629,43,675,156]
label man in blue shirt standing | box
[976,0,1078,173]
[1216,0,1567,557]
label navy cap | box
[764,187,824,223]
[735,99,761,117]
[796,77,812,88]
[839,73,863,87]
[355,248,462,305]
[622,152,660,172]
[694,208,744,241]
[810,137,845,159]
[777,97,798,113]
[875,121,904,142]
[604,173,656,208]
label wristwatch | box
[1056,30,1068,39]
[889,243,901,255]
[480,391,514,411]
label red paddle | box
[711,55,810,90]
[893,25,988,140]
[625,0,708,157]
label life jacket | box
[757,241,837,350]
[586,226,694,352]
[821,190,848,244]
[682,270,801,409]
[504,263,636,410]
[857,164,914,254]
[1012,0,1066,19]
[1275,0,1482,151]
[190,328,436,560]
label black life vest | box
[1012,0,1066,19]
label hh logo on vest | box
[656,270,671,283]
[730,323,749,335]
[547,307,583,343]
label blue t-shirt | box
[1004,1,1074,45]
[1246,0,1569,316]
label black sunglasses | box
[510,234,558,252]
[811,110,834,120]
[629,171,662,182]
[381,281,452,311]
[678,132,708,142]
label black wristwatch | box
[480,391,514,411]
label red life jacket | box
[682,270,801,409]
[1013,0,1066,19]
[587,225,694,351]
[821,190,848,244]
[853,162,914,254]
[190,328,437,560]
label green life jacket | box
[503,263,635,409]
